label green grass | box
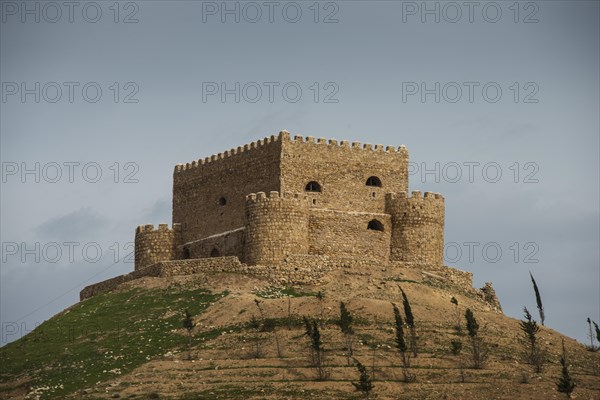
[0,287,226,399]
[254,286,317,299]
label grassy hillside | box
[1,269,598,400]
[0,282,226,399]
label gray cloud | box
[34,208,109,242]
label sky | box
[1,0,598,346]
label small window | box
[218,197,227,206]
[183,247,191,259]
[367,219,384,232]
[305,181,322,192]
[366,176,382,187]
[210,248,220,257]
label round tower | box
[134,223,181,270]
[386,191,445,265]
[244,191,309,265]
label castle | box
[134,130,444,270]
[81,130,462,301]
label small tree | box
[304,316,313,338]
[556,339,576,399]
[465,308,486,369]
[339,302,355,362]
[450,340,465,383]
[248,315,263,358]
[400,287,418,357]
[316,291,325,323]
[392,303,413,382]
[586,318,596,351]
[594,321,600,345]
[254,299,282,357]
[451,297,462,334]
[309,319,329,380]
[519,307,545,372]
[529,272,545,326]
[352,360,374,398]
[182,309,195,360]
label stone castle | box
[82,130,496,305]
[134,130,444,271]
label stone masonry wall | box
[280,131,409,213]
[308,209,391,262]
[80,257,243,300]
[172,135,283,244]
[134,223,180,271]
[386,191,445,265]
[82,256,498,311]
[184,227,245,260]
[244,191,309,265]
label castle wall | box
[183,227,245,260]
[80,257,244,300]
[244,191,309,265]
[308,209,391,262]
[134,223,180,271]
[172,135,283,244]
[386,191,445,265]
[280,133,409,213]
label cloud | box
[34,208,109,242]
[140,199,171,224]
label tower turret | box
[386,191,445,265]
[244,191,309,265]
[134,223,181,270]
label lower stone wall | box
[80,257,245,300]
[401,262,474,289]
[79,263,163,300]
[184,228,245,260]
[80,254,386,299]
[391,261,502,312]
[308,209,391,262]
[81,255,500,311]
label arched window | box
[305,181,322,192]
[367,219,384,232]
[210,248,220,257]
[218,197,227,206]
[183,247,191,259]
[366,176,382,187]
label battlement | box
[174,133,283,174]
[386,191,444,204]
[245,190,306,204]
[289,132,407,154]
[174,130,409,175]
[135,223,181,234]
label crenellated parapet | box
[174,130,408,175]
[288,132,408,155]
[245,189,308,206]
[174,133,284,175]
[244,190,309,265]
[386,191,445,265]
[134,223,182,271]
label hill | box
[1,264,598,399]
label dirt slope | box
[1,265,598,400]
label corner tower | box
[386,191,445,265]
[134,223,181,270]
[244,191,309,265]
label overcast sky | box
[1,0,598,346]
